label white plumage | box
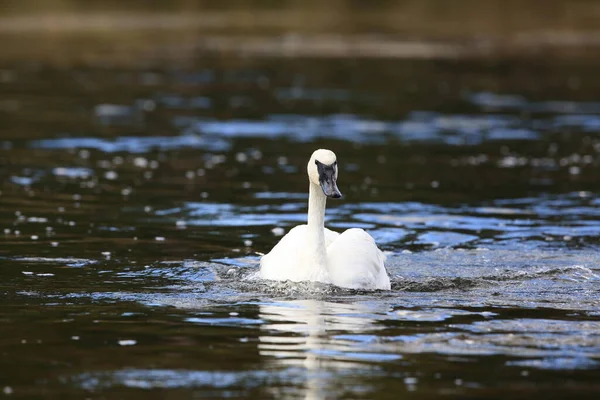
[259,149,391,290]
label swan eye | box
[315,159,337,179]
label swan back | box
[259,225,340,283]
[326,228,391,290]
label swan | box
[259,149,391,290]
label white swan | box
[259,149,391,290]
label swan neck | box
[307,182,327,263]
[308,182,326,229]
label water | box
[2,4,600,399]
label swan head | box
[307,149,342,199]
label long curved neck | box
[307,182,327,266]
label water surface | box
[1,6,600,399]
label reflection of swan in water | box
[258,300,388,399]
[260,149,391,290]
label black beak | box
[316,160,342,199]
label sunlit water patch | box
[31,135,231,153]
[27,93,600,155]
[468,91,600,114]
[147,192,600,250]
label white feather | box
[259,149,391,290]
[259,225,340,283]
[327,228,389,290]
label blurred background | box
[3,0,600,203]
[1,1,600,399]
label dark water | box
[2,12,600,398]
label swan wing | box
[324,227,340,247]
[326,228,391,290]
[260,225,308,281]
